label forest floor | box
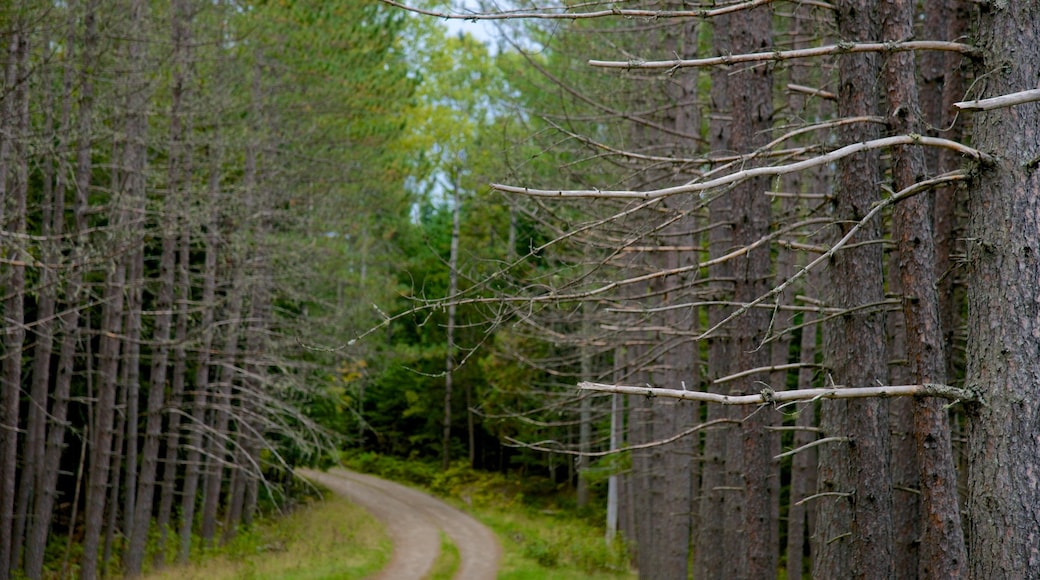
[297,467,502,580]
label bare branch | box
[796,492,852,507]
[577,381,978,404]
[954,88,1040,111]
[505,418,739,457]
[787,83,837,101]
[695,171,969,341]
[714,363,822,385]
[379,0,793,22]
[774,437,848,461]
[491,139,988,200]
[588,40,980,70]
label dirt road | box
[297,467,501,580]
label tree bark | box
[695,13,736,580]
[442,172,461,470]
[25,4,98,575]
[0,24,29,580]
[881,1,967,577]
[726,5,777,578]
[177,157,221,564]
[965,3,1040,576]
[815,2,894,578]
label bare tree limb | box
[714,363,822,385]
[577,381,978,404]
[379,0,796,22]
[504,418,739,457]
[491,139,988,200]
[774,436,848,461]
[589,41,980,70]
[954,88,1040,111]
[694,171,969,341]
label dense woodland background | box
[1,0,1039,578]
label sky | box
[444,17,498,45]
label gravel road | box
[297,467,501,580]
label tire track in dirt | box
[297,467,501,580]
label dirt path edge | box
[296,467,501,580]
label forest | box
[0,0,1039,578]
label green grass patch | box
[142,492,389,580]
[479,507,633,579]
[425,531,460,580]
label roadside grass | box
[344,452,636,580]
[141,491,389,580]
[426,531,460,580]
[481,507,634,580]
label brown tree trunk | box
[154,1,194,562]
[0,24,29,580]
[965,4,1040,576]
[199,279,244,546]
[888,225,919,578]
[25,4,98,575]
[786,314,818,580]
[881,1,967,577]
[695,12,736,579]
[442,176,461,470]
[726,5,777,577]
[120,248,144,555]
[177,158,220,563]
[815,2,894,578]
[22,18,67,577]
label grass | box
[141,492,389,580]
[425,531,460,580]
[478,507,634,580]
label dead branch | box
[490,138,988,200]
[714,363,823,384]
[577,381,978,404]
[379,0,796,22]
[505,418,739,457]
[954,88,1040,111]
[774,436,848,461]
[588,40,980,70]
[694,171,969,341]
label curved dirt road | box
[297,467,501,580]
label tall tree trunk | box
[0,25,29,580]
[576,302,593,509]
[14,26,56,570]
[815,1,894,578]
[727,5,777,577]
[154,0,194,563]
[177,159,220,564]
[786,314,818,580]
[881,1,967,577]
[965,4,1040,576]
[21,20,63,578]
[442,174,461,470]
[199,277,244,546]
[124,0,188,562]
[120,248,144,557]
[695,13,735,579]
[25,4,98,575]
[82,0,147,574]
